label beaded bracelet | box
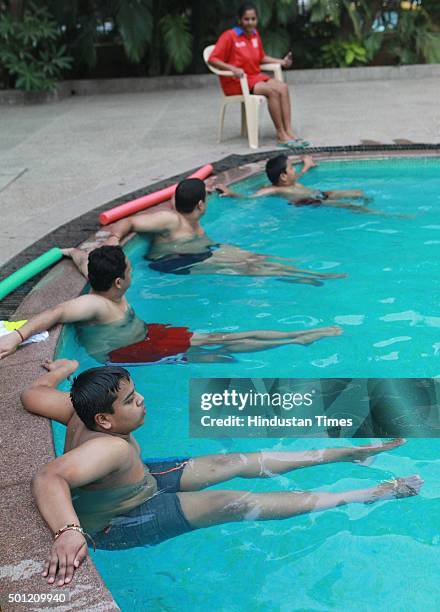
[54,524,96,551]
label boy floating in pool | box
[23,360,423,587]
[218,154,396,213]
[0,245,342,363]
[105,178,345,282]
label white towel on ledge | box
[0,320,49,345]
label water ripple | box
[380,311,440,328]
[375,351,399,361]
[334,315,365,326]
[373,336,412,348]
[311,354,339,368]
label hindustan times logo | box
[200,389,316,411]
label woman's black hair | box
[238,3,257,19]
[88,245,127,292]
[70,366,130,430]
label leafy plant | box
[309,0,342,26]
[386,6,440,64]
[115,0,153,63]
[8,0,439,81]
[160,13,192,73]
[43,0,192,75]
[243,0,298,57]
[310,0,385,65]
[0,2,72,91]
[321,39,368,67]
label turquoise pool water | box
[55,157,440,611]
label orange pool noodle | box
[99,164,213,225]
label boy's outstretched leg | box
[326,189,365,199]
[178,475,423,528]
[179,439,406,491]
[190,326,343,353]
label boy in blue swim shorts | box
[24,360,422,587]
[104,178,346,281]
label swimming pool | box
[55,156,440,611]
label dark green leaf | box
[263,29,290,58]
[116,0,153,63]
[252,0,273,28]
[160,13,192,73]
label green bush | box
[321,39,368,68]
[385,7,440,64]
[0,3,72,91]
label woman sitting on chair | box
[208,2,302,146]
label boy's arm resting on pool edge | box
[215,184,243,198]
[0,295,106,359]
[21,360,79,424]
[106,211,179,242]
[33,437,131,586]
[293,156,316,180]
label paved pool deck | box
[1,65,440,267]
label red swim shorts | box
[222,72,269,96]
[108,324,193,364]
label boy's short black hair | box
[88,245,127,292]
[265,154,288,185]
[238,2,257,18]
[175,178,206,213]
[70,366,130,430]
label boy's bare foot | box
[349,438,406,464]
[43,358,79,376]
[60,247,91,277]
[284,326,342,338]
[320,325,342,336]
[366,475,423,503]
[294,325,343,345]
[61,247,88,265]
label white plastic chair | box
[203,44,284,149]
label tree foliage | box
[115,0,153,63]
[0,2,72,90]
[386,5,440,64]
[160,13,192,73]
[309,0,440,67]
[321,39,368,68]
[1,0,440,89]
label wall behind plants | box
[1,0,440,91]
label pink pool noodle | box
[99,164,213,225]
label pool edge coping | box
[1,146,439,609]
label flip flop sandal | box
[288,139,310,148]
[278,140,310,150]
